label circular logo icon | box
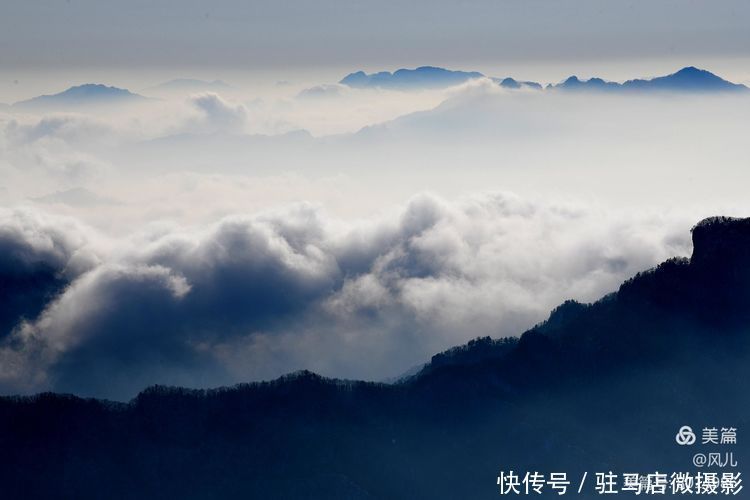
[676,425,696,446]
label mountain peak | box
[340,65,746,94]
[491,77,543,90]
[553,75,620,91]
[669,66,722,81]
[550,66,747,93]
[340,66,484,89]
[14,83,146,109]
[691,216,750,267]
[622,66,747,92]
[60,83,135,96]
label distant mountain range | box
[340,66,541,90]
[341,65,748,93]
[550,66,748,93]
[491,76,543,90]
[12,80,234,111]
[7,66,746,114]
[13,83,149,110]
[2,216,749,498]
[340,66,485,89]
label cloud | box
[187,92,248,134]
[0,208,98,352]
[0,207,97,278]
[4,114,115,145]
[0,194,694,399]
[1,114,117,184]
[0,80,747,400]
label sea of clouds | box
[0,77,747,399]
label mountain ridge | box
[340,66,485,89]
[1,215,748,499]
[340,65,748,93]
[2,214,747,400]
[551,66,748,92]
[13,83,149,109]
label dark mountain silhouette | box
[491,77,543,90]
[340,66,543,91]
[340,66,485,89]
[340,65,747,94]
[14,84,149,110]
[622,66,747,92]
[551,66,748,93]
[1,216,749,498]
[550,75,622,92]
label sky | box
[2,1,750,100]
[0,1,748,399]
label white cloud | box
[0,193,695,399]
[186,92,248,134]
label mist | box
[1,73,749,398]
